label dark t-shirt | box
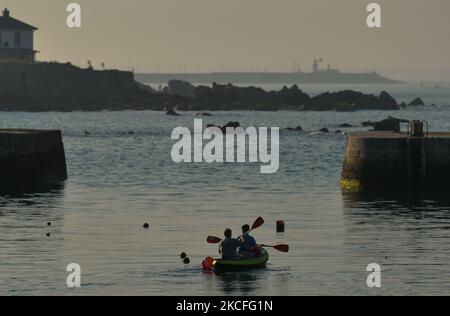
[220,238,241,259]
[239,234,257,252]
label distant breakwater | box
[135,71,401,85]
[0,63,421,112]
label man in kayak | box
[238,224,258,257]
[219,228,242,259]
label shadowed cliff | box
[0,62,190,111]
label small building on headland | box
[0,8,38,63]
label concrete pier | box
[0,129,67,191]
[341,122,450,190]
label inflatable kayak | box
[211,249,269,271]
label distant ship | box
[136,59,402,85]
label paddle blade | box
[251,217,265,230]
[273,244,289,252]
[207,236,222,244]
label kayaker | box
[238,224,258,257]
[219,228,242,259]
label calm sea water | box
[1,83,450,296]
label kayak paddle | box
[206,236,222,244]
[249,217,264,232]
[206,217,265,243]
[261,244,289,252]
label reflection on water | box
[0,187,65,218]
[341,189,450,295]
[342,189,450,217]
[202,266,289,295]
[212,271,260,294]
[0,188,66,294]
[0,183,66,197]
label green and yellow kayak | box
[212,249,269,271]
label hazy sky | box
[3,0,450,80]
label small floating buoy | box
[46,232,51,237]
[143,223,150,229]
[276,220,285,233]
[47,222,51,227]
[183,257,190,264]
[180,252,187,259]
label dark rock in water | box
[362,121,376,127]
[270,85,310,109]
[47,222,52,227]
[408,97,425,106]
[375,118,400,132]
[223,121,240,129]
[166,108,181,116]
[221,121,240,133]
[46,232,51,237]
[194,83,310,111]
[286,126,303,131]
[168,80,196,98]
[310,90,399,111]
[378,91,398,109]
[136,81,155,93]
[319,128,329,133]
[335,130,342,134]
[361,116,410,132]
[196,112,212,117]
[399,102,407,108]
[206,121,241,133]
[117,131,135,136]
[338,123,353,128]
[373,116,409,132]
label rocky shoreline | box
[0,63,425,112]
[164,80,401,112]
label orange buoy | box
[202,256,214,271]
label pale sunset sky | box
[3,0,450,81]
